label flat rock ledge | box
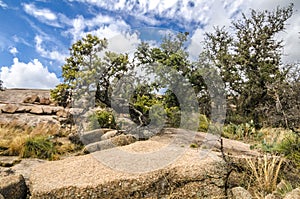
[29,149,226,198]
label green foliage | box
[190,143,199,148]
[198,114,209,132]
[88,110,117,130]
[149,104,166,127]
[205,4,294,127]
[165,106,181,128]
[275,134,300,167]
[222,121,256,140]
[22,136,58,160]
[51,34,131,107]
[50,83,71,107]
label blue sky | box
[0,0,299,88]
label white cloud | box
[9,47,18,56]
[67,14,130,42]
[0,58,60,89]
[0,0,7,9]
[35,35,67,64]
[23,3,62,27]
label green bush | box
[222,121,256,140]
[88,110,117,130]
[275,134,300,167]
[165,106,181,128]
[22,136,58,160]
[198,114,209,132]
[149,104,166,127]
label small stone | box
[42,106,54,115]
[30,106,44,114]
[1,104,18,113]
[56,109,69,118]
[39,97,51,105]
[231,187,252,199]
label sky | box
[0,0,299,89]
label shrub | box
[198,114,209,132]
[165,106,181,128]
[223,121,256,140]
[21,136,58,160]
[88,110,117,130]
[275,133,300,168]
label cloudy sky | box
[0,0,299,89]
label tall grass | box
[246,155,283,197]
[0,120,80,159]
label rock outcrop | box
[0,174,27,199]
[28,128,259,198]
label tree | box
[51,34,131,108]
[204,4,294,127]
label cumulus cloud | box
[9,47,18,56]
[0,58,60,89]
[67,14,130,42]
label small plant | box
[275,180,293,198]
[198,114,209,132]
[223,121,256,140]
[274,133,300,168]
[246,155,283,197]
[88,110,117,130]
[21,136,58,160]
[190,143,199,148]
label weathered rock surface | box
[80,129,111,145]
[265,194,279,199]
[39,97,51,105]
[0,174,27,199]
[100,130,121,140]
[30,106,44,115]
[23,95,40,104]
[0,156,21,167]
[84,134,136,153]
[284,188,300,199]
[29,128,259,198]
[231,187,252,199]
[1,104,18,113]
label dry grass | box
[0,120,80,159]
[246,155,283,198]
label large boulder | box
[0,174,27,199]
[80,129,112,145]
[23,95,40,104]
[101,130,121,140]
[1,104,18,113]
[84,134,136,153]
